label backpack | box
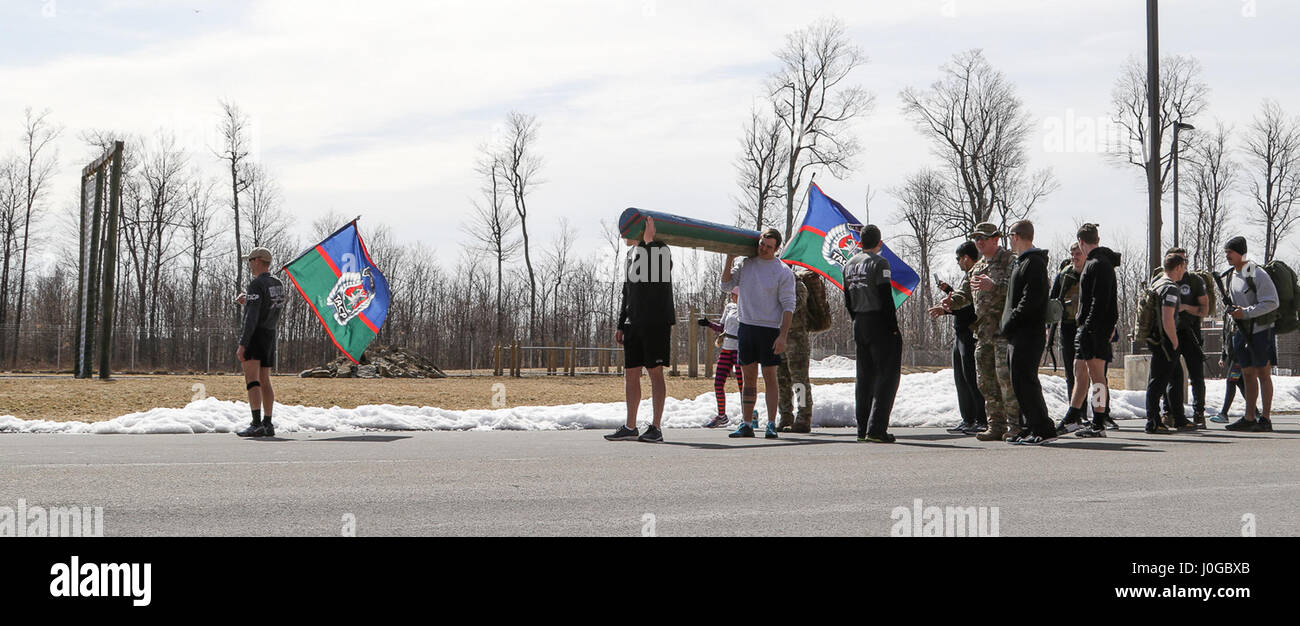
[1192,270,1215,320]
[1133,275,1175,348]
[802,271,833,333]
[1240,260,1300,334]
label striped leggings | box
[714,349,744,415]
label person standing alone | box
[236,247,287,438]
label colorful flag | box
[781,183,921,307]
[282,220,391,363]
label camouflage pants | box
[975,338,1019,432]
[778,331,812,424]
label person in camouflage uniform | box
[945,222,1020,441]
[778,272,812,432]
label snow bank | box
[2,369,1297,435]
[808,355,857,378]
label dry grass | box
[0,365,1092,424]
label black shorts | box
[1232,327,1277,369]
[623,324,670,369]
[243,329,277,367]
[738,323,783,367]
[1074,328,1113,363]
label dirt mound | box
[299,345,447,379]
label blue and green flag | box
[781,183,920,307]
[282,220,391,364]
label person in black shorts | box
[605,217,675,443]
[236,247,287,437]
[1060,224,1122,438]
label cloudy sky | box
[3,0,1298,270]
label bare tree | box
[217,100,254,296]
[10,108,61,365]
[497,111,543,341]
[891,169,951,348]
[241,162,290,256]
[0,156,22,363]
[1183,122,1238,270]
[1107,54,1210,192]
[1243,100,1300,262]
[768,17,874,240]
[183,175,219,334]
[733,108,785,231]
[463,151,518,343]
[901,49,1055,239]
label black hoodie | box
[1075,246,1121,338]
[1000,248,1050,336]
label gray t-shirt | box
[1227,262,1280,331]
[719,257,796,329]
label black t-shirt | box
[1176,273,1206,330]
[617,242,675,329]
[240,272,287,346]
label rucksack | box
[1240,260,1300,334]
[1134,275,1175,348]
[802,271,833,333]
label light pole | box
[1146,0,1163,274]
[1172,121,1195,248]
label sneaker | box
[1055,417,1083,436]
[963,422,988,435]
[262,422,275,437]
[1209,413,1229,424]
[1076,424,1107,438]
[1004,431,1026,444]
[1015,433,1057,446]
[863,433,896,443]
[1162,413,1174,428]
[1258,417,1274,432]
[236,422,264,437]
[604,425,640,441]
[1224,418,1258,432]
[1145,422,1171,434]
[637,425,664,443]
[1173,420,1198,432]
[729,422,756,438]
[765,422,779,439]
[1103,415,1119,430]
[704,415,729,429]
[1193,414,1207,430]
[948,422,974,434]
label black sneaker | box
[1055,417,1082,436]
[1016,433,1058,446]
[1224,418,1258,432]
[604,425,640,441]
[236,422,264,437]
[262,422,275,437]
[1076,424,1107,438]
[948,422,973,434]
[1103,415,1119,430]
[964,422,988,435]
[1258,417,1273,432]
[637,425,663,443]
[863,433,896,443]
[1145,422,1171,434]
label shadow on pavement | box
[307,435,412,443]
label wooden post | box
[98,141,123,380]
[512,343,521,378]
[493,345,501,376]
[568,343,576,376]
[704,328,715,378]
[687,308,698,378]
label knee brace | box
[246,380,261,391]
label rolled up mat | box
[618,208,761,257]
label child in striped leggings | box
[700,289,742,428]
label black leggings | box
[1219,366,1260,417]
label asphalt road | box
[1,419,1297,536]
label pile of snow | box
[3,370,1298,435]
[808,355,857,378]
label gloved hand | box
[697,318,711,327]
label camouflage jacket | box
[948,247,1015,339]
[788,276,809,334]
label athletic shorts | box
[737,322,783,367]
[623,324,671,369]
[1232,328,1277,369]
[243,329,277,367]
[1074,328,1113,363]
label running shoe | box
[1145,422,1172,434]
[262,421,275,437]
[638,425,664,443]
[704,415,729,428]
[729,422,756,438]
[1209,413,1229,424]
[236,422,264,437]
[861,433,896,443]
[1015,433,1058,446]
[948,422,973,434]
[764,421,779,439]
[1258,417,1274,432]
[1055,416,1083,436]
[604,425,640,441]
[1076,424,1107,438]
[1224,418,1259,432]
[1103,415,1119,430]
